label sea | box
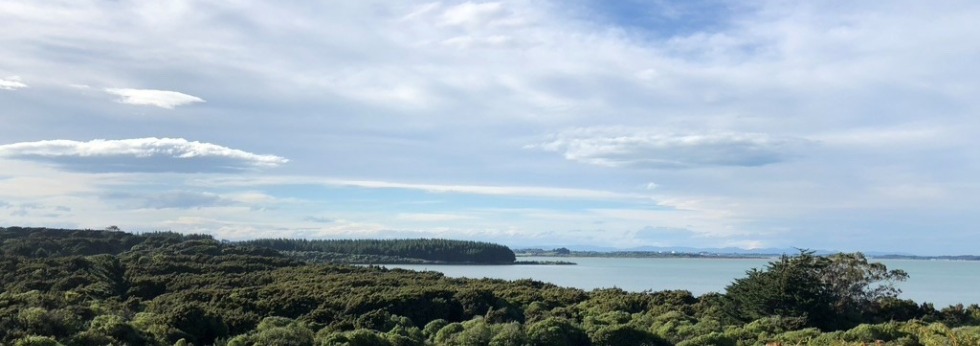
[381,256,980,308]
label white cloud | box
[201,175,650,201]
[812,126,952,148]
[102,190,283,210]
[533,127,810,169]
[0,159,101,198]
[104,88,204,109]
[0,138,287,172]
[326,179,640,199]
[0,76,28,90]
[396,213,475,222]
[441,35,515,49]
[304,216,336,224]
[872,183,948,201]
[321,73,436,109]
[439,2,508,28]
[105,190,231,209]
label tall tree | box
[725,251,907,330]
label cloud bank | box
[0,138,287,172]
[104,88,205,109]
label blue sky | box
[2,1,979,255]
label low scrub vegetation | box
[1,227,977,345]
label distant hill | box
[0,227,517,264]
[237,238,517,264]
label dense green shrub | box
[0,227,976,346]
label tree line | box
[237,238,517,264]
[0,227,978,345]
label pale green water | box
[383,257,980,307]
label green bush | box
[489,322,525,346]
[674,332,735,346]
[526,317,589,346]
[841,322,906,343]
[252,325,315,346]
[591,324,668,346]
[14,336,63,346]
[422,319,448,339]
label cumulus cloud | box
[0,138,287,172]
[532,128,809,169]
[0,76,28,90]
[104,88,204,109]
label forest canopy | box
[0,227,978,346]
[237,238,517,264]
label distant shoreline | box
[301,257,581,266]
[516,251,980,261]
[513,260,577,265]
[516,251,778,259]
[869,255,980,261]
[365,260,577,266]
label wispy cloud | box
[104,88,204,109]
[0,138,287,172]
[396,213,475,222]
[439,2,510,28]
[202,176,650,201]
[304,216,336,224]
[532,127,810,169]
[812,126,952,148]
[0,201,71,218]
[103,190,232,209]
[0,76,28,90]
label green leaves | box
[725,250,912,330]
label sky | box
[2,1,979,255]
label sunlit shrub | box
[14,336,62,346]
[488,322,525,346]
[674,332,735,346]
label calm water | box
[383,257,980,307]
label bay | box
[382,256,980,308]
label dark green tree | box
[725,251,908,330]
